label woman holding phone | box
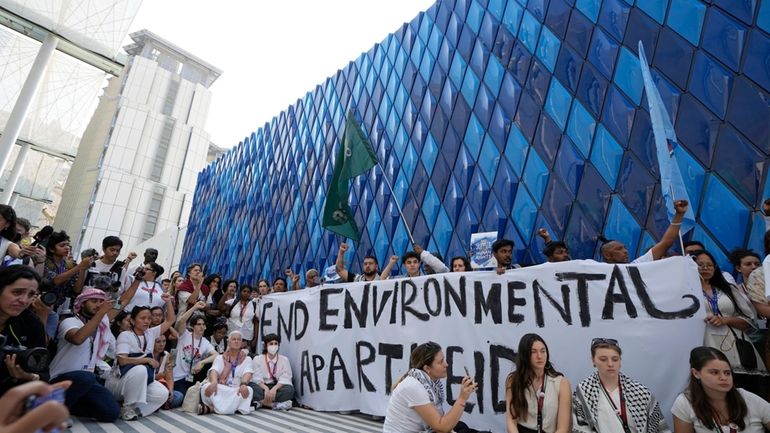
[383,341,477,433]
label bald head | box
[601,241,629,264]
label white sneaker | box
[253,401,262,410]
[272,400,292,411]
[120,405,138,421]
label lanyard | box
[265,355,279,382]
[230,357,239,381]
[712,413,738,433]
[132,330,147,352]
[703,289,721,316]
[188,334,203,372]
[536,376,546,433]
[155,352,163,374]
[142,282,158,303]
[77,315,96,366]
[599,379,630,433]
[239,301,249,322]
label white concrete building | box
[57,29,222,261]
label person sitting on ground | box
[493,239,520,274]
[170,301,217,407]
[336,243,392,282]
[210,320,228,354]
[200,330,254,415]
[451,256,472,272]
[601,200,688,264]
[151,333,173,409]
[48,284,142,422]
[0,266,46,397]
[573,338,669,433]
[537,229,571,263]
[672,346,770,432]
[506,333,571,433]
[108,296,175,421]
[413,244,449,274]
[250,333,294,411]
[383,341,478,433]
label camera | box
[134,266,145,279]
[0,335,49,373]
[39,291,59,307]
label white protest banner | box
[259,257,704,432]
[470,231,498,269]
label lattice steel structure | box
[181,0,770,284]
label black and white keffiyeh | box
[406,368,446,432]
[573,372,669,433]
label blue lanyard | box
[704,289,720,316]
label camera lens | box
[40,292,58,307]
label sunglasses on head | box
[591,338,619,348]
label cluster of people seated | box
[2,197,770,433]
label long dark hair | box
[686,347,747,430]
[693,250,750,317]
[0,205,17,241]
[450,256,471,272]
[507,333,563,422]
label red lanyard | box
[142,282,158,303]
[712,413,738,433]
[599,379,630,433]
[536,376,546,433]
[239,301,249,322]
[265,356,278,382]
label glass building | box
[181,0,770,283]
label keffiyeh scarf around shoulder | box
[406,368,445,432]
[573,372,669,433]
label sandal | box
[197,403,212,415]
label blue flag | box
[638,41,695,234]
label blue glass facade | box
[181,0,770,283]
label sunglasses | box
[591,338,619,348]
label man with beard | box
[49,285,140,421]
[536,229,571,262]
[492,239,521,274]
[335,243,391,282]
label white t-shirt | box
[122,281,165,312]
[172,330,215,381]
[116,325,161,356]
[597,386,639,433]
[672,389,770,432]
[383,376,433,433]
[225,299,257,341]
[252,354,293,385]
[49,316,107,379]
[632,249,654,264]
[211,354,254,387]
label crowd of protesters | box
[1,196,770,432]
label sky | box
[126,0,435,149]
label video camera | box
[0,335,49,373]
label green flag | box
[322,113,378,240]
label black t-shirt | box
[0,309,47,396]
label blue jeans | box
[51,371,120,422]
[171,379,193,408]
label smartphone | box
[25,387,66,433]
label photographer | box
[40,232,90,312]
[121,262,165,312]
[48,288,120,421]
[0,266,46,397]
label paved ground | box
[71,408,383,433]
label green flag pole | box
[377,161,415,245]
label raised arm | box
[650,200,688,260]
[379,255,399,280]
[66,301,113,345]
[413,376,478,433]
[415,244,450,273]
[175,300,206,334]
[537,228,553,244]
[335,243,350,282]
[159,294,176,334]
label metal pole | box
[377,162,415,244]
[669,184,686,254]
[0,33,59,199]
[0,143,30,204]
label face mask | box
[267,345,279,355]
